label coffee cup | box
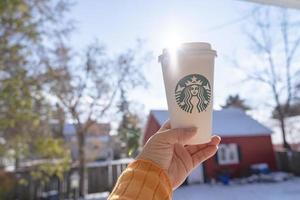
[158,42,217,144]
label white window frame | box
[217,143,240,165]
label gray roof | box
[150,108,272,137]
[63,124,77,135]
[61,123,110,136]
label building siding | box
[204,135,277,179]
[143,114,161,145]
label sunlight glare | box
[165,31,183,55]
[163,28,185,71]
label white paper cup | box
[159,42,217,144]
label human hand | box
[137,120,221,189]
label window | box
[217,143,240,165]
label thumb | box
[157,127,198,145]
[158,119,171,131]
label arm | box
[109,120,221,199]
[108,159,172,200]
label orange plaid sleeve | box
[108,159,172,200]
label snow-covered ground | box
[83,177,300,200]
[174,178,300,200]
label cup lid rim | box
[158,42,217,62]
[180,42,212,50]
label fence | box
[87,159,132,193]
[7,158,133,200]
[275,150,300,175]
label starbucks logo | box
[175,74,211,113]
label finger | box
[174,144,193,174]
[210,135,221,146]
[158,127,197,145]
[186,144,208,155]
[192,145,218,167]
[158,119,171,131]
[186,135,221,155]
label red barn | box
[143,108,276,182]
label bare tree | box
[242,7,300,149]
[45,40,149,196]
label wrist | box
[133,159,172,190]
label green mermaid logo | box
[175,74,211,113]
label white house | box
[63,123,114,161]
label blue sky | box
[69,0,265,113]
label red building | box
[143,108,276,182]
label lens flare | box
[165,32,182,53]
[163,30,184,72]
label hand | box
[137,120,221,189]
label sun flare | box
[164,30,183,52]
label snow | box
[80,192,110,200]
[151,108,272,137]
[83,178,300,200]
[174,178,300,200]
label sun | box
[164,29,184,52]
[162,27,185,67]
[160,25,187,71]
[165,33,182,51]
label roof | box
[63,124,76,135]
[245,0,300,10]
[62,123,111,136]
[150,108,272,137]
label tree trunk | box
[276,106,291,150]
[78,130,86,197]
[15,148,20,171]
[14,148,21,200]
[278,115,291,150]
